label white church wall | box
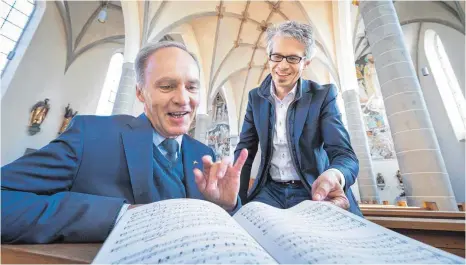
[132,97,144,117]
[64,45,122,116]
[417,23,465,203]
[1,4,66,166]
[392,0,466,204]
[1,4,123,166]
[372,160,403,204]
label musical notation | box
[111,231,275,264]
[92,199,276,264]
[234,201,463,264]
[93,199,463,264]
[273,231,460,264]
[290,202,366,232]
[111,200,229,252]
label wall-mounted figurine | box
[58,104,78,134]
[396,170,403,184]
[376,172,386,190]
[28,98,50,135]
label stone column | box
[351,179,362,203]
[343,90,379,203]
[333,1,379,203]
[116,1,140,115]
[194,113,210,144]
[359,0,457,210]
[112,62,136,115]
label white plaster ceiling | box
[142,0,338,121]
[56,0,339,124]
[352,1,465,61]
[55,0,124,71]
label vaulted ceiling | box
[353,1,465,61]
[54,0,124,71]
[54,0,464,134]
[141,1,339,126]
[55,1,340,127]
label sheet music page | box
[234,201,464,264]
[92,199,276,264]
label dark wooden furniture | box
[1,244,101,264]
[364,209,465,258]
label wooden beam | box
[366,216,465,231]
[1,244,101,264]
[362,209,466,219]
[392,229,465,258]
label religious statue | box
[212,94,227,123]
[376,173,386,190]
[396,170,403,183]
[396,169,404,190]
[28,98,50,135]
[58,104,78,134]
[396,171,406,201]
[363,54,380,99]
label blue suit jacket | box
[1,114,216,243]
[234,75,362,216]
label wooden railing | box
[1,244,100,264]
[359,201,466,212]
[361,202,465,258]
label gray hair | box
[135,41,201,87]
[266,21,316,59]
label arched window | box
[425,29,466,141]
[96,52,123,116]
[1,0,36,74]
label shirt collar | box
[152,128,183,152]
[270,81,298,101]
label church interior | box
[1,0,465,260]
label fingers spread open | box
[207,162,220,191]
[217,157,231,180]
[193,168,206,192]
[233,149,248,172]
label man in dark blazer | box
[234,21,362,216]
[1,41,248,243]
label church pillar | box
[194,113,209,145]
[342,90,379,203]
[112,62,136,115]
[359,0,457,210]
[113,1,140,115]
[229,135,239,157]
[333,1,379,203]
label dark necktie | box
[161,138,179,163]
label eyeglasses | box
[269,54,305,64]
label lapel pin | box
[193,161,198,165]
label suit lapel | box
[121,114,153,204]
[181,136,204,200]
[259,101,271,151]
[293,79,313,149]
[258,75,273,152]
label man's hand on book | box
[193,148,248,211]
[311,170,350,210]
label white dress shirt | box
[268,82,345,187]
[269,83,301,182]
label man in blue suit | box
[1,41,248,243]
[234,21,362,216]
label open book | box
[93,199,464,264]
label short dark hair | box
[135,41,200,87]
